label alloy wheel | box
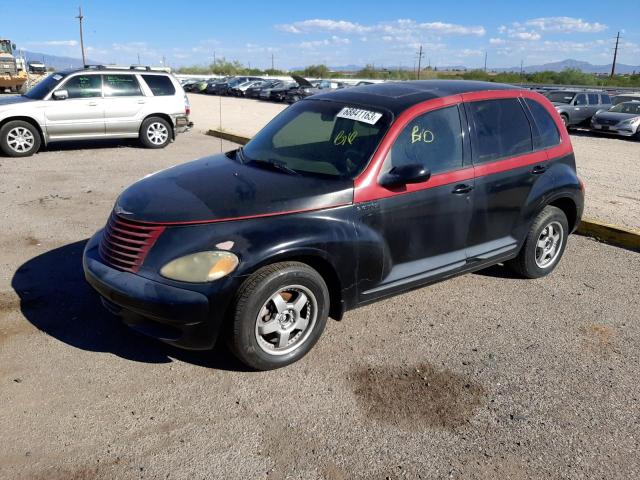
[7,127,35,153]
[146,122,169,145]
[535,221,564,269]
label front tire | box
[560,114,570,130]
[508,206,569,279]
[139,117,172,149]
[0,120,41,157]
[229,262,330,370]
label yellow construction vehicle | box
[0,39,28,93]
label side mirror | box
[379,163,431,187]
[52,90,69,100]
[12,43,17,50]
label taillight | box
[184,94,191,116]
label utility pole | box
[137,53,141,65]
[519,59,524,84]
[484,51,487,72]
[610,31,620,78]
[76,6,86,66]
[416,45,424,80]
[213,50,216,65]
[271,53,274,71]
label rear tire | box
[507,206,569,279]
[0,120,41,157]
[139,116,172,149]
[560,114,570,130]
[228,262,330,370]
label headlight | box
[160,251,239,282]
[620,117,640,126]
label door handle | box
[88,101,98,106]
[531,165,547,174]
[452,184,474,194]
[137,99,146,104]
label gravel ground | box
[188,93,640,230]
[0,96,639,479]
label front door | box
[102,74,147,136]
[44,74,105,139]
[358,104,474,302]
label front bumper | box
[83,232,218,350]
[591,122,638,137]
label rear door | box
[102,74,147,136]
[464,96,542,261]
[570,93,589,123]
[44,73,105,139]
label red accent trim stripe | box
[354,88,573,203]
[125,202,352,226]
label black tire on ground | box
[560,114,570,129]
[139,116,172,149]
[507,206,569,279]
[18,83,27,94]
[228,261,330,370]
[0,120,41,157]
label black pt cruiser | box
[84,80,584,370]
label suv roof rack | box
[83,64,169,72]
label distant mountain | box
[493,58,640,74]
[19,50,102,70]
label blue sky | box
[6,0,639,69]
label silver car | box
[591,101,640,139]
[0,66,192,157]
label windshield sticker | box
[336,107,383,125]
[411,126,435,144]
[52,74,62,81]
[333,130,358,146]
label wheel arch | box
[0,116,46,145]
[548,196,578,232]
[141,113,175,139]
[248,250,346,321]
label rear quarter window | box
[467,98,533,163]
[103,74,142,97]
[524,98,560,150]
[142,75,176,96]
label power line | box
[610,31,620,78]
[76,6,86,66]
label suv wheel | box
[0,120,41,157]
[229,262,329,370]
[140,117,172,149]
[508,206,569,279]
[560,113,570,129]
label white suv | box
[0,66,192,157]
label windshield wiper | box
[248,158,300,176]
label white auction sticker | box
[336,107,383,125]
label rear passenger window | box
[524,98,560,149]
[468,99,533,163]
[103,74,142,97]
[142,75,176,96]
[600,94,611,104]
[384,105,463,175]
[587,93,599,105]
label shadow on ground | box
[43,138,142,152]
[11,240,248,371]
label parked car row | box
[541,88,640,140]
[180,75,349,104]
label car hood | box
[594,111,639,122]
[0,95,36,109]
[116,152,353,224]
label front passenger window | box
[61,75,102,99]
[383,105,463,175]
[574,94,587,106]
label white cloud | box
[510,31,541,41]
[277,19,369,35]
[299,36,351,49]
[524,17,607,33]
[28,40,79,47]
[419,22,486,36]
[489,38,506,45]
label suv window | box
[587,93,599,105]
[62,74,102,99]
[524,98,560,149]
[600,94,611,104]
[384,105,463,175]
[574,94,587,106]
[142,75,176,96]
[468,98,533,163]
[103,74,142,97]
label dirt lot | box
[0,123,639,479]
[188,93,640,230]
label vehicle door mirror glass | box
[52,89,69,100]
[379,163,431,187]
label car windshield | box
[23,73,66,99]
[237,100,390,180]
[546,92,576,104]
[610,102,640,115]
